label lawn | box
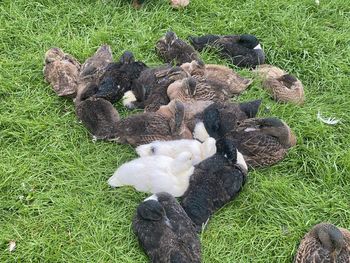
[1,0,350,262]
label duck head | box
[137,198,166,221]
[313,223,345,259]
[119,51,135,64]
[180,60,205,75]
[240,117,296,148]
[238,34,261,49]
[45,47,65,63]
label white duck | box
[108,152,194,197]
[136,137,216,165]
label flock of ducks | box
[43,31,349,262]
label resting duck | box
[181,60,253,95]
[158,99,262,135]
[77,98,192,146]
[180,139,248,232]
[189,34,265,68]
[92,51,148,104]
[132,193,201,263]
[294,223,350,263]
[255,64,305,105]
[156,31,201,66]
[205,117,296,167]
[167,77,234,103]
[124,65,189,111]
[75,44,113,105]
[43,47,81,98]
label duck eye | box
[236,121,241,126]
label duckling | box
[75,97,120,140]
[189,34,265,68]
[124,65,189,111]
[156,31,201,66]
[108,151,194,197]
[75,45,113,105]
[255,64,305,104]
[167,77,233,103]
[181,60,253,95]
[211,117,296,167]
[294,223,350,263]
[180,139,248,231]
[93,51,148,104]
[136,137,216,165]
[133,192,201,263]
[43,47,81,98]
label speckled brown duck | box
[208,117,296,167]
[181,60,253,95]
[43,47,81,98]
[75,44,113,105]
[156,31,201,66]
[294,223,350,263]
[255,64,305,105]
[77,98,192,146]
[167,76,234,103]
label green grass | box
[1,0,350,262]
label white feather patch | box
[144,194,159,202]
[8,240,16,252]
[193,122,210,142]
[236,150,248,173]
[244,127,258,132]
[253,44,262,50]
[317,111,340,125]
[122,91,137,107]
[315,0,320,5]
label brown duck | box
[77,98,192,146]
[294,223,350,263]
[181,60,253,95]
[255,64,305,105]
[167,77,234,103]
[156,31,200,66]
[209,117,296,167]
[43,47,81,98]
[75,45,113,105]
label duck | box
[108,152,194,197]
[189,34,265,68]
[294,223,350,263]
[206,117,296,167]
[92,51,148,104]
[75,97,120,140]
[77,98,192,146]
[180,139,248,232]
[167,77,234,103]
[132,192,201,263]
[124,65,189,111]
[181,60,253,95]
[75,44,113,105]
[158,99,214,132]
[43,47,81,98]
[193,99,262,141]
[136,137,216,165]
[156,31,201,66]
[255,64,305,105]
